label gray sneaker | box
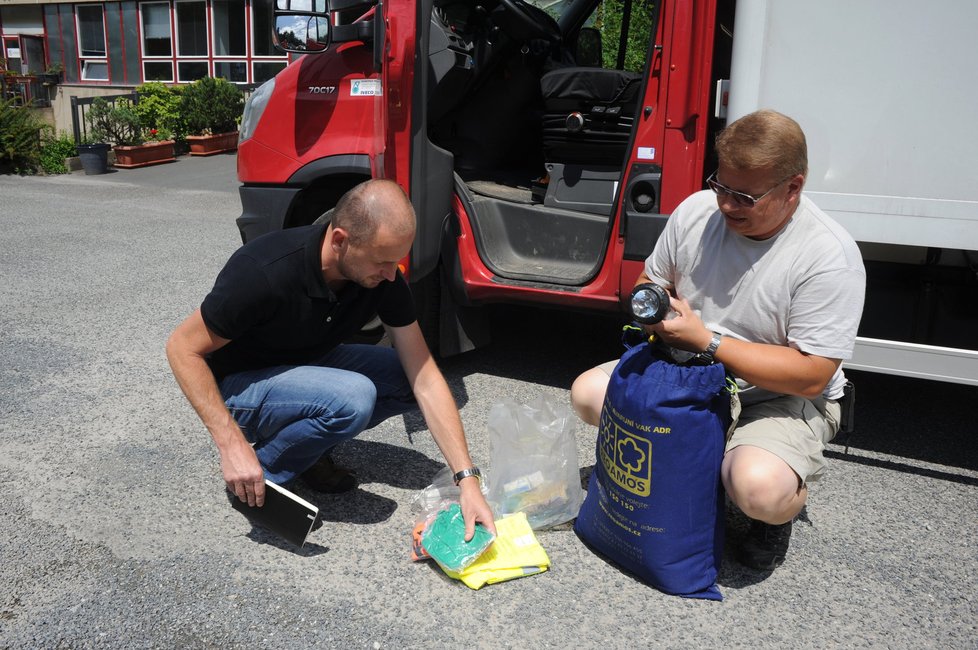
[738,519,792,571]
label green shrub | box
[135,82,184,140]
[0,98,44,174]
[592,0,656,73]
[39,131,78,174]
[86,97,144,146]
[181,77,244,135]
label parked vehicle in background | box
[236,0,978,384]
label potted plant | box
[39,63,64,87]
[134,82,184,139]
[86,97,175,168]
[180,77,244,155]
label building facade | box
[1,0,288,132]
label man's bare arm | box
[651,296,839,398]
[386,321,497,540]
[165,309,266,506]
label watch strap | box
[452,466,482,485]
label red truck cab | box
[237,0,729,353]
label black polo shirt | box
[200,222,416,381]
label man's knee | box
[315,373,377,433]
[261,366,379,438]
[571,367,610,426]
[722,446,805,522]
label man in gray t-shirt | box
[572,110,866,571]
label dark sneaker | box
[300,455,358,494]
[738,519,793,571]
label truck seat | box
[540,67,642,166]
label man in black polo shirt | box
[167,179,495,540]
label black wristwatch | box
[452,467,482,486]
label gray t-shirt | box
[645,190,866,401]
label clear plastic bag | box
[410,466,461,517]
[486,394,583,530]
[410,466,490,562]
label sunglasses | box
[706,171,793,209]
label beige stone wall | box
[29,105,55,128]
[49,83,137,139]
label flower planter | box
[76,143,111,175]
[186,131,238,156]
[112,140,177,168]
[39,72,62,87]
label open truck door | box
[615,0,724,297]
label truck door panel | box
[618,0,717,293]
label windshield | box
[525,0,576,22]
[525,0,656,72]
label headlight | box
[239,77,276,143]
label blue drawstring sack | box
[575,340,732,600]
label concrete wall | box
[49,83,136,138]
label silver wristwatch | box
[700,331,722,363]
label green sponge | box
[421,503,495,572]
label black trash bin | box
[77,143,110,175]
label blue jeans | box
[218,344,417,484]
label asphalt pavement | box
[0,156,976,648]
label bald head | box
[330,179,416,246]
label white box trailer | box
[726,0,978,384]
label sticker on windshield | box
[350,79,383,97]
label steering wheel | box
[496,0,561,43]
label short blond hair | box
[716,109,808,179]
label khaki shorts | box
[595,360,841,484]
[728,393,841,484]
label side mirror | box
[274,15,331,53]
[576,27,602,67]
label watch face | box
[701,333,720,362]
[453,468,481,485]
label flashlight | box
[629,282,673,324]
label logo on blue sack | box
[598,406,652,496]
